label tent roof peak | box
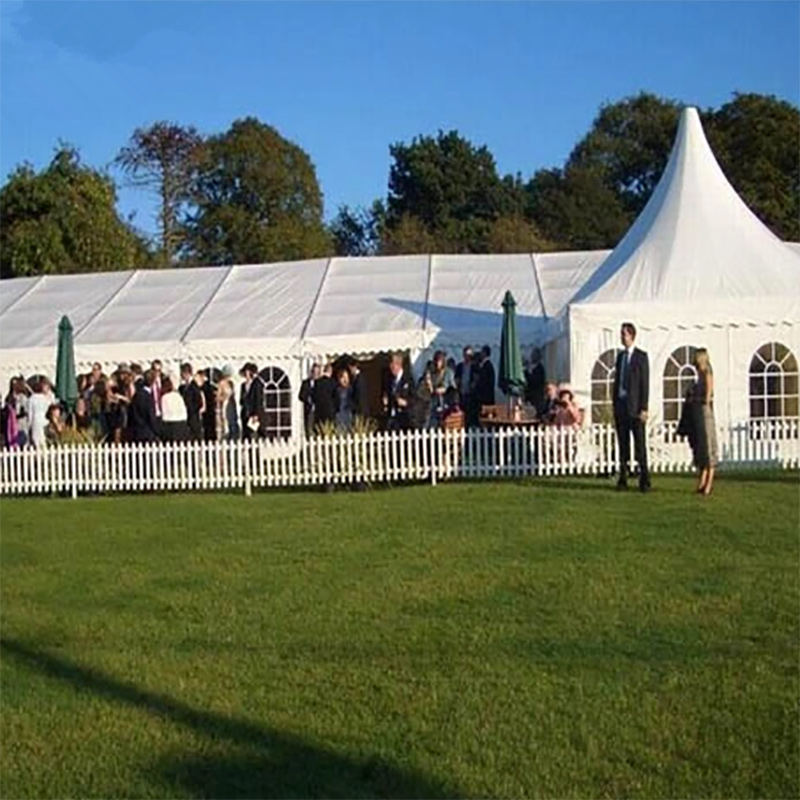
[572,104,800,307]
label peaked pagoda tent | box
[560,106,800,427]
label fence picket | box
[1,421,797,496]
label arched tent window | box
[663,346,698,422]
[749,342,799,420]
[591,348,620,424]
[258,366,292,439]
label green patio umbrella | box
[55,315,79,413]
[498,290,526,398]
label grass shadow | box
[0,637,457,799]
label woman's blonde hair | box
[694,347,712,374]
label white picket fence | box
[0,420,797,497]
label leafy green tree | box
[538,91,799,244]
[566,92,681,216]
[526,166,630,249]
[706,93,800,240]
[0,146,150,279]
[486,215,557,253]
[385,130,526,253]
[184,118,332,265]
[115,122,202,266]
[330,201,385,256]
[380,213,440,255]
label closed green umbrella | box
[55,315,78,412]
[498,290,526,398]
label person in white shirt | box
[159,375,190,442]
[28,377,53,448]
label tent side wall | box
[568,305,799,428]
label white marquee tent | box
[558,107,800,427]
[0,107,798,434]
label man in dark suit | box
[475,345,496,409]
[613,322,651,492]
[298,363,320,436]
[382,353,413,431]
[311,363,336,428]
[454,346,479,427]
[525,347,546,411]
[239,362,266,440]
[348,359,370,420]
[180,364,205,441]
[197,370,216,441]
[130,369,159,442]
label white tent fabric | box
[562,106,800,426]
[303,255,430,356]
[0,251,604,376]
[570,107,800,327]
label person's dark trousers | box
[614,399,650,489]
[304,410,315,438]
[188,417,203,442]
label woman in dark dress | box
[679,348,718,496]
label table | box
[480,415,540,428]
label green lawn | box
[1,474,798,799]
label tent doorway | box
[330,351,413,419]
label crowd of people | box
[298,346,584,436]
[1,360,266,448]
[0,345,586,449]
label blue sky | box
[1,1,797,239]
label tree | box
[115,122,202,266]
[526,166,630,249]
[0,146,150,279]
[543,91,799,243]
[380,213,440,255]
[330,201,385,256]
[184,118,332,265]
[486,215,557,253]
[385,130,525,253]
[706,93,800,241]
[566,92,681,216]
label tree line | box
[1,91,797,279]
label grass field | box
[1,473,798,799]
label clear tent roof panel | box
[0,276,41,316]
[184,259,329,344]
[79,267,228,345]
[426,254,544,342]
[1,271,134,349]
[305,255,430,339]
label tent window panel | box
[748,341,799,421]
[662,346,698,423]
[663,401,680,422]
[749,376,765,397]
[258,366,292,439]
[591,361,610,381]
[766,373,782,397]
[591,383,611,402]
[590,348,619,425]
